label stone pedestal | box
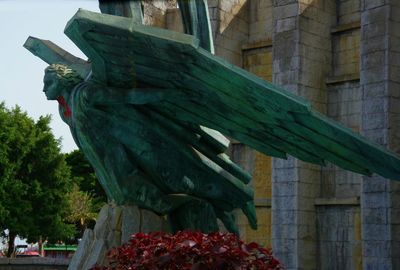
[68,204,169,270]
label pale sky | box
[0,0,99,153]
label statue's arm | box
[86,85,180,105]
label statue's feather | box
[64,9,400,180]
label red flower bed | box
[91,231,283,270]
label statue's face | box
[43,72,62,100]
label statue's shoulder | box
[74,80,110,104]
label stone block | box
[272,210,297,225]
[338,0,361,17]
[328,102,338,117]
[273,167,298,183]
[363,177,387,194]
[336,183,361,198]
[363,82,387,98]
[273,3,298,20]
[391,224,400,239]
[297,168,321,184]
[362,240,392,257]
[361,4,390,24]
[361,50,386,69]
[276,16,297,33]
[299,17,329,37]
[0,259,10,265]
[389,65,400,82]
[272,195,297,210]
[389,21,400,39]
[121,205,141,243]
[93,204,112,240]
[360,67,386,84]
[297,223,317,240]
[82,238,108,270]
[207,0,218,8]
[363,257,393,270]
[362,192,389,209]
[362,129,388,145]
[296,210,317,226]
[272,238,297,255]
[272,156,297,169]
[300,30,331,49]
[273,56,300,73]
[273,0,298,8]
[298,45,328,62]
[140,209,169,233]
[165,8,184,33]
[389,36,400,53]
[107,229,122,249]
[68,229,94,270]
[362,224,391,240]
[298,182,319,198]
[363,97,388,114]
[361,0,386,11]
[361,36,387,55]
[273,223,297,239]
[272,181,297,196]
[361,20,387,40]
[362,112,386,130]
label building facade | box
[144,1,400,269]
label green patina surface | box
[24,1,400,234]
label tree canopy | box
[0,103,74,256]
[65,149,107,237]
[65,150,107,203]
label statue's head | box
[43,64,83,100]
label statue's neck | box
[57,96,72,118]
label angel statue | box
[25,0,400,234]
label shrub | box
[91,231,283,270]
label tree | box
[64,150,107,241]
[65,184,98,237]
[0,103,74,257]
[65,150,107,204]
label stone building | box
[151,0,400,269]
[72,1,400,269]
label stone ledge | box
[242,39,272,51]
[326,73,360,85]
[254,198,271,207]
[0,258,70,265]
[315,197,360,206]
[331,21,361,34]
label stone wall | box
[152,1,400,269]
[360,1,400,269]
[230,0,274,248]
[143,0,176,28]
[316,205,362,270]
[209,0,249,66]
[72,1,400,269]
[271,1,336,269]
[0,258,69,270]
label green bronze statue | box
[26,1,400,234]
[42,63,256,234]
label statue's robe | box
[59,81,254,231]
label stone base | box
[68,204,169,270]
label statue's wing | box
[65,9,400,180]
[65,8,201,89]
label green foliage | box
[0,103,74,255]
[65,184,97,236]
[64,150,107,239]
[65,150,107,204]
